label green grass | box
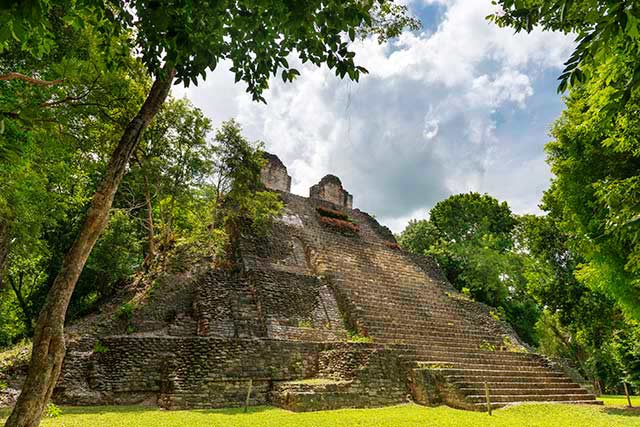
[600,394,640,407]
[1,401,638,427]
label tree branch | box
[0,72,64,86]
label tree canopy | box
[2,1,419,100]
[543,58,640,321]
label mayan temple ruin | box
[53,153,601,412]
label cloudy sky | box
[174,0,575,233]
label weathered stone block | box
[309,175,353,208]
[261,152,291,192]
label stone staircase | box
[306,213,602,410]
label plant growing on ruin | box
[479,340,497,352]
[93,340,109,354]
[316,207,351,222]
[489,309,503,322]
[500,336,525,353]
[116,303,135,322]
[319,217,360,235]
[383,241,401,251]
[297,319,313,329]
[347,331,372,343]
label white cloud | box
[174,0,574,233]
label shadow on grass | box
[1,404,278,422]
[604,407,640,417]
[37,404,276,417]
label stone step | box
[416,360,549,371]
[353,302,482,319]
[371,332,507,345]
[393,341,511,353]
[414,355,546,368]
[453,380,578,389]
[465,393,599,404]
[361,322,498,336]
[412,349,538,361]
[470,399,603,410]
[431,368,568,378]
[383,335,505,349]
[459,387,591,396]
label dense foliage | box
[543,61,640,321]
[0,99,277,347]
[483,0,640,394]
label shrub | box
[93,340,109,354]
[489,308,504,321]
[297,319,313,328]
[347,331,372,343]
[383,241,401,250]
[319,216,359,235]
[0,380,7,392]
[500,336,525,352]
[45,403,62,418]
[116,302,135,321]
[479,340,496,351]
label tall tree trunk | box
[8,274,33,334]
[0,218,10,290]
[142,173,156,269]
[4,68,175,427]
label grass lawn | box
[1,400,639,427]
[600,395,640,407]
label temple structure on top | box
[309,174,353,209]
[260,152,354,209]
[261,152,292,192]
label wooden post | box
[244,379,253,413]
[623,382,632,408]
[485,381,492,415]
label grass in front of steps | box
[1,401,638,427]
[600,394,640,407]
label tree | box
[4,2,419,425]
[127,98,214,265]
[488,0,640,114]
[399,193,539,344]
[397,219,440,256]
[429,193,516,248]
[0,15,148,346]
[516,213,626,390]
[543,59,640,320]
[213,120,283,238]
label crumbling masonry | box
[54,153,601,411]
